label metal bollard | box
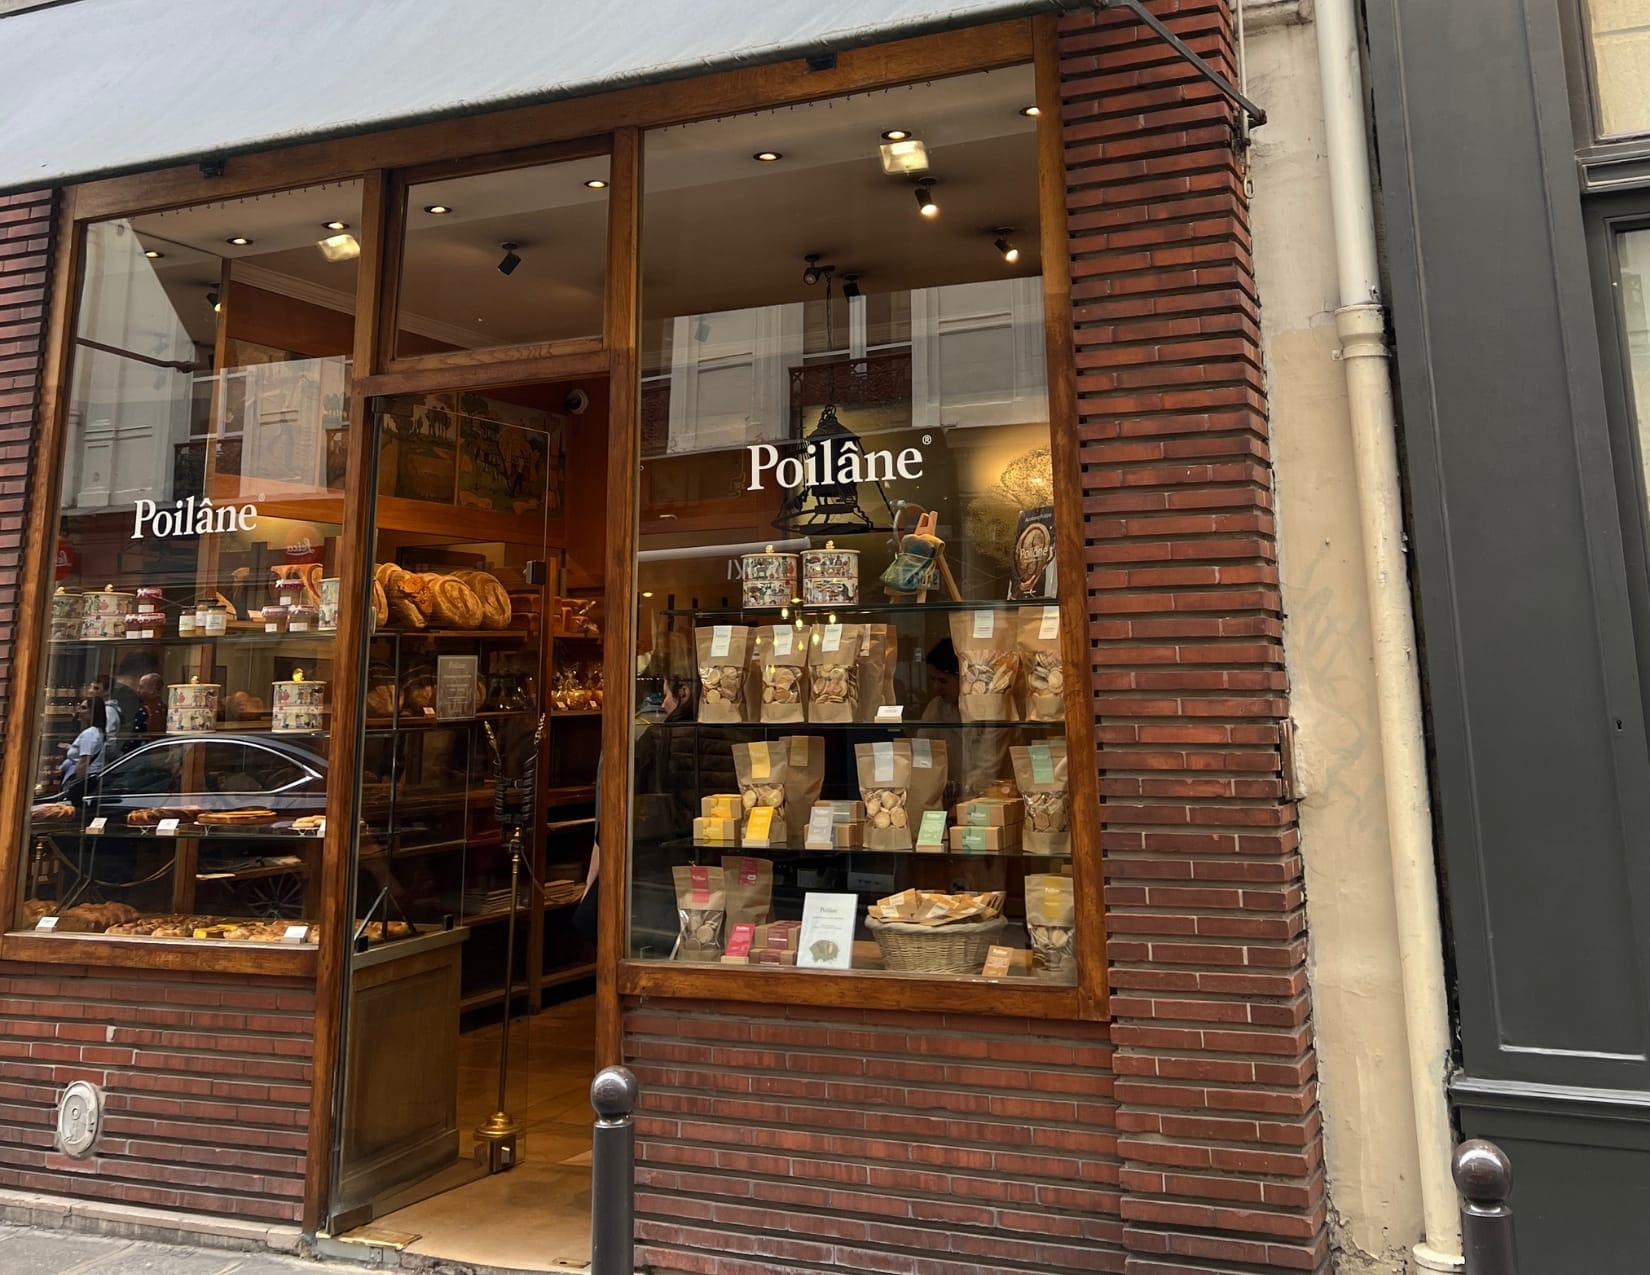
[590,1065,638,1275]
[1452,1138,1518,1275]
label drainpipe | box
[1312,0,1464,1270]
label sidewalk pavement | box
[0,1225,338,1275]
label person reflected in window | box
[919,637,1008,798]
[920,638,961,724]
[59,695,108,804]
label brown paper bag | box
[1018,604,1065,723]
[733,740,790,841]
[857,623,899,722]
[1025,873,1076,982]
[696,625,753,723]
[907,736,949,816]
[856,740,914,850]
[808,622,864,723]
[950,609,1020,722]
[672,864,726,961]
[756,623,809,724]
[1011,738,1071,855]
[778,735,826,843]
[724,856,775,926]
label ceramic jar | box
[271,669,324,734]
[802,541,859,606]
[167,678,220,734]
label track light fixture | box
[992,228,1020,264]
[914,183,938,218]
[802,253,835,287]
[841,273,862,300]
[497,242,522,276]
[206,290,221,314]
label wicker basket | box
[866,916,1007,974]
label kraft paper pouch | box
[756,623,810,724]
[778,735,826,843]
[808,622,864,723]
[950,609,1020,723]
[1011,738,1071,855]
[856,740,914,850]
[672,864,726,962]
[856,623,899,722]
[1025,873,1076,983]
[734,739,791,842]
[724,856,775,926]
[906,736,949,818]
[696,625,753,723]
[1018,604,1065,723]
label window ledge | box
[0,929,318,977]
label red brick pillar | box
[0,189,58,750]
[1058,6,1327,1273]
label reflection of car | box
[41,732,328,826]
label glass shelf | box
[663,597,1046,621]
[49,629,338,651]
[644,718,1058,731]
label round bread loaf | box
[428,575,484,629]
[372,579,388,628]
[454,570,512,629]
[386,571,431,629]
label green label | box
[967,805,989,827]
[917,809,947,847]
[964,827,986,851]
[1030,743,1054,785]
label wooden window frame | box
[0,22,1099,1225]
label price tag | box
[788,735,810,767]
[805,806,835,849]
[85,817,107,835]
[34,915,58,931]
[911,739,932,769]
[972,609,995,640]
[423,706,436,717]
[982,945,1015,978]
[772,626,793,657]
[916,809,948,850]
[872,740,894,783]
[710,624,733,659]
[1039,605,1061,640]
[821,623,843,653]
[874,704,904,723]
[745,806,774,845]
[281,924,311,943]
[1030,743,1055,786]
[156,818,180,837]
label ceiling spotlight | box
[206,290,221,314]
[802,253,832,287]
[226,236,252,246]
[992,228,1020,264]
[881,129,911,141]
[583,179,608,189]
[317,232,361,262]
[144,249,163,259]
[880,136,931,175]
[1021,106,1041,117]
[753,151,783,162]
[914,184,938,218]
[323,220,349,231]
[841,272,862,300]
[424,204,452,215]
[497,242,522,276]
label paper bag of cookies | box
[907,736,949,817]
[755,623,809,724]
[672,864,726,961]
[808,622,863,723]
[724,856,775,926]
[734,739,791,845]
[1025,873,1076,982]
[1018,604,1065,723]
[696,624,753,723]
[950,609,1020,722]
[856,740,914,850]
[778,735,826,839]
[1011,739,1071,855]
[856,623,899,722]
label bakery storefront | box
[0,4,1311,1274]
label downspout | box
[1311,1,1464,1271]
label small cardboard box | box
[693,816,740,844]
[948,823,1023,853]
[701,794,742,819]
[957,797,1025,827]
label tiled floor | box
[362,996,598,1272]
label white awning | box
[0,0,1070,194]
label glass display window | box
[11,182,362,946]
[628,66,1078,983]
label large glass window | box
[1587,1,1650,136]
[10,184,361,944]
[628,67,1078,983]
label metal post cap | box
[1452,1138,1513,1203]
[591,1065,639,1117]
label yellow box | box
[692,816,740,844]
[701,794,742,820]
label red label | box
[689,864,710,904]
[725,923,755,958]
[737,858,759,887]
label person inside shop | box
[919,637,1008,797]
[920,638,961,723]
[58,694,109,804]
[111,653,155,742]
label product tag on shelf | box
[35,915,58,931]
[972,609,995,640]
[772,627,793,657]
[911,739,932,769]
[1039,605,1060,641]
[156,818,180,837]
[872,740,894,783]
[710,625,733,659]
[85,817,106,835]
[981,945,1015,978]
[804,806,835,850]
[821,623,843,653]
[281,924,310,943]
[423,707,436,718]
[874,704,904,723]
[1030,743,1055,785]
[745,807,774,845]
[916,809,947,850]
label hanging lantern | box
[771,404,895,536]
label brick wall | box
[0,188,55,747]
[0,963,315,1222]
[627,1000,1122,1275]
[1062,3,1326,1272]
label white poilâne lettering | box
[132,497,259,540]
[747,438,925,491]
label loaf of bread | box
[428,576,484,629]
[454,570,513,629]
[372,579,388,628]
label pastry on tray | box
[31,803,77,821]
[291,814,326,832]
[196,808,280,826]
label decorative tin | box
[801,540,859,606]
[318,578,340,630]
[271,669,325,734]
[79,586,133,641]
[167,677,220,734]
[741,545,799,609]
[50,589,82,642]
